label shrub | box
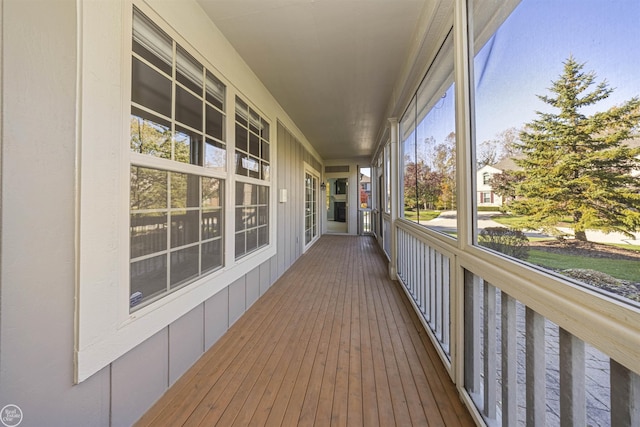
[478,227,529,260]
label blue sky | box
[475,0,640,145]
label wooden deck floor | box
[136,235,475,426]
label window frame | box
[75,1,277,383]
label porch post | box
[388,117,399,279]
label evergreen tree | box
[509,57,640,241]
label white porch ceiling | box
[197,0,441,161]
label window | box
[305,171,319,245]
[472,0,640,305]
[235,97,270,180]
[482,172,490,185]
[401,31,457,237]
[235,182,269,259]
[130,168,224,308]
[480,192,492,204]
[130,8,226,310]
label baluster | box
[559,328,585,426]
[501,292,517,427]
[611,359,640,426]
[483,281,497,419]
[526,308,545,427]
[464,271,481,396]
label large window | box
[129,8,226,310]
[472,0,640,305]
[401,32,457,237]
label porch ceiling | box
[196,0,441,161]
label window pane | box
[235,97,248,125]
[170,246,199,288]
[206,71,225,109]
[202,209,222,240]
[204,139,226,170]
[249,132,260,156]
[170,210,199,248]
[261,121,270,141]
[401,32,456,238]
[176,45,203,95]
[132,8,172,75]
[258,206,268,226]
[258,225,268,246]
[130,166,167,210]
[130,213,167,258]
[249,109,260,135]
[130,108,172,159]
[206,105,224,140]
[130,254,167,306]
[174,125,202,165]
[246,229,258,252]
[132,58,172,117]
[472,0,640,304]
[261,162,270,181]
[202,177,222,207]
[175,85,202,131]
[235,123,248,152]
[261,141,270,161]
[170,172,199,208]
[235,232,246,258]
[202,239,223,272]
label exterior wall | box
[275,122,322,277]
[0,1,320,426]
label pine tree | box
[509,57,640,241]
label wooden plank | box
[347,242,364,427]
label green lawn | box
[528,250,640,282]
[404,210,441,222]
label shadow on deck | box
[136,235,474,426]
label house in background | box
[476,157,522,208]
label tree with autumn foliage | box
[508,57,640,241]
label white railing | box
[383,216,391,258]
[396,222,452,361]
[463,269,640,427]
[389,218,640,427]
[358,209,372,235]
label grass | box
[527,250,640,282]
[490,214,530,228]
[404,210,441,222]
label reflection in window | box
[129,166,224,310]
[235,182,269,259]
[131,7,226,169]
[472,0,640,305]
[235,97,270,180]
[130,8,227,311]
[401,32,456,237]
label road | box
[424,210,640,245]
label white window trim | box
[75,0,277,383]
[303,162,321,252]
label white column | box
[388,117,399,279]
